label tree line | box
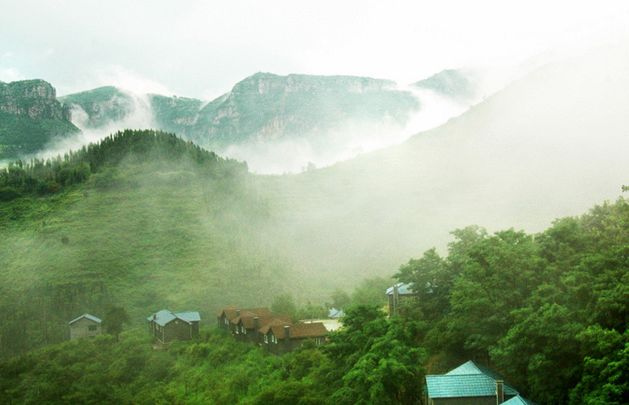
[0,129,248,200]
[394,197,628,403]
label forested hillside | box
[0,197,625,404]
[0,130,297,357]
[395,197,628,403]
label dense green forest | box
[0,177,626,402]
[394,198,628,403]
[0,307,423,405]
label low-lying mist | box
[253,43,629,284]
[30,71,498,174]
[222,87,474,174]
[42,90,157,159]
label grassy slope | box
[0,134,300,356]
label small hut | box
[69,314,103,340]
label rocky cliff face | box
[0,79,72,121]
[59,86,135,128]
[0,79,78,160]
[190,72,419,146]
[60,72,421,150]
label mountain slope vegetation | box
[0,196,626,404]
[0,130,296,357]
[1,46,628,366]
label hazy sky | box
[1,1,628,99]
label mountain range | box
[0,70,479,170]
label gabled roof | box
[220,307,272,322]
[328,308,345,318]
[269,322,328,339]
[425,360,518,399]
[147,309,201,326]
[385,282,414,295]
[259,318,292,335]
[217,306,237,318]
[69,313,102,325]
[238,312,291,329]
[446,360,503,381]
[177,311,201,323]
[502,395,537,405]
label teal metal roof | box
[176,311,201,322]
[426,360,518,399]
[328,308,345,318]
[502,395,536,405]
[147,309,200,326]
[446,360,503,381]
[69,313,102,325]
[385,282,414,295]
[426,374,518,398]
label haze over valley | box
[1,2,628,403]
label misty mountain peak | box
[412,69,478,101]
[0,79,77,159]
[0,79,72,121]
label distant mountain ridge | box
[189,72,418,145]
[1,69,478,169]
[60,72,421,146]
[0,80,78,159]
[412,69,479,101]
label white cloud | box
[1,1,628,97]
[0,67,25,82]
[61,65,172,96]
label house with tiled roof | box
[216,307,272,332]
[425,360,519,404]
[385,282,417,316]
[232,313,291,343]
[147,309,200,343]
[69,313,102,340]
[262,322,328,355]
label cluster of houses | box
[68,306,342,355]
[216,306,343,354]
[67,285,537,403]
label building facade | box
[147,309,200,343]
[261,322,328,355]
[69,313,102,340]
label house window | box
[88,325,97,331]
[224,318,228,325]
[272,335,278,344]
[243,326,247,335]
[264,335,268,343]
